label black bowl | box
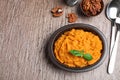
[47,23,108,72]
[80,0,104,16]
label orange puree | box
[54,29,102,67]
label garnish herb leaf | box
[69,50,93,61]
[83,53,93,61]
[69,50,84,57]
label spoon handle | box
[110,25,117,55]
[108,31,120,74]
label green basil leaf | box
[69,50,84,57]
[83,53,93,61]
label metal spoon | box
[106,0,118,56]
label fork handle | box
[108,31,120,74]
[110,26,117,56]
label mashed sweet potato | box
[54,29,102,67]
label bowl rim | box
[47,23,108,72]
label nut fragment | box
[67,13,78,23]
[51,7,63,17]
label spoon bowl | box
[106,0,119,21]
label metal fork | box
[108,17,120,74]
